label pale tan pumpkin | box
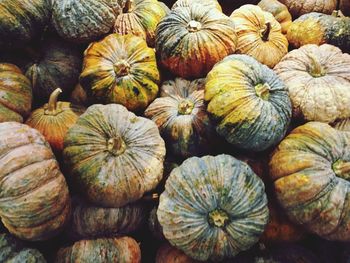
[279,0,337,17]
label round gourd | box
[145,78,215,158]
[172,0,221,11]
[80,34,160,112]
[158,154,269,261]
[279,0,337,17]
[155,4,237,78]
[230,5,288,68]
[269,122,350,241]
[0,64,32,123]
[274,44,350,123]
[205,54,292,152]
[156,243,199,263]
[63,104,165,207]
[0,122,71,241]
[333,118,350,132]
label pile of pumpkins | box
[0,0,350,262]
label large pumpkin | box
[158,154,269,261]
[269,122,350,241]
[63,104,165,207]
[172,0,221,11]
[274,44,350,123]
[0,64,32,123]
[80,34,160,112]
[279,0,337,17]
[0,122,70,241]
[155,4,237,78]
[205,54,292,152]
[156,243,199,263]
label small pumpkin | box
[172,0,221,11]
[230,5,288,68]
[333,118,350,132]
[156,243,199,263]
[80,34,160,112]
[279,0,337,17]
[269,122,350,241]
[155,4,237,78]
[274,44,350,123]
[0,122,70,241]
[205,54,292,152]
[0,63,32,123]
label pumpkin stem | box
[261,22,271,41]
[208,208,229,228]
[47,88,63,113]
[307,54,325,78]
[107,135,126,156]
[333,160,350,180]
[123,0,134,13]
[255,83,270,100]
[178,99,194,115]
[114,60,130,77]
[187,20,202,32]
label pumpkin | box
[156,243,199,263]
[63,104,165,208]
[26,88,85,155]
[55,236,141,263]
[145,78,215,158]
[80,34,160,112]
[0,122,70,241]
[148,207,165,240]
[257,0,292,34]
[269,122,350,241]
[158,154,269,261]
[333,118,350,132]
[0,64,32,123]
[205,54,292,152]
[279,0,337,17]
[172,0,221,11]
[287,11,350,52]
[155,4,237,78]
[274,44,350,123]
[114,0,169,47]
[230,5,288,68]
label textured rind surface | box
[156,243,199,263]
[172,0,221,11]
[80,34,160,112]
[55,236,141,263]
[269,122,350,241]
[0,64,32,123]
[333,118,350,132]
[158,154,269,261]
[155,4,237,78]
[274,44,350,123]
[63,104,165,208]
[0,122,71,241]
[279,0,337,17]
[205,54,292,152]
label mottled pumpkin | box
[333,118,350,132]
[279,0,337,17]
[172,0,221,11]
[155,4,237,78]
[156,243,199,263]
[274,44,350,123]
[0,122,70,241]
[0,64,32,123]
[64,104,165,207]
[80,34,160,112]
[205,55,292,152]
[230,5,288,68]
[55,236,141,263]
[158,154,269,261]
[269,122,350,241]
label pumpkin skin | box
[158,154,269,261]
[274,44,350,123]
[333,118,350,132]
[269,122,350,241]
[230,5,288,68]
[0,64,32,123]
[156,243,199,263]
[279,0,337,18]
[63,104,165,208]
[155,4,237,79]
[0,122,70,241]
[69,84,90,107]
[80,34,160,112]
[172,0,221,11]
[205,54,292,152]
[55,236,141,263]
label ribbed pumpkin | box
[55,236,141,263]
[230,5,288,68]
[279,0,337,17]
[158,154,269,261]
[269,122,350,241]
[155,4,237,78]
[0,64,32,123]
[145,78,215,158]
[64,104,165,207]
[0,122,70,241]
[274,44,350,123]
[114,0,169,47]
[172,0,221,11]
[205,55,292,152]
[156,243,199,263]
[333,118,350,132]
[80,34,160,112]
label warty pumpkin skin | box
[274,44,350,123]
[0,64,32,123]
[205,54,292,152]
[63,104,166,208]
[156,243,199,263]
[80,34,160,112]
[279,0,337,18]
[172,0,221,11]
[230,5,288,68]
[155,4,237,79]
[0,122,71,241]
[269,122,350,241]
[158,154,269,262]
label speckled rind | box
[172,0,221,11]
[279,0,337,17]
